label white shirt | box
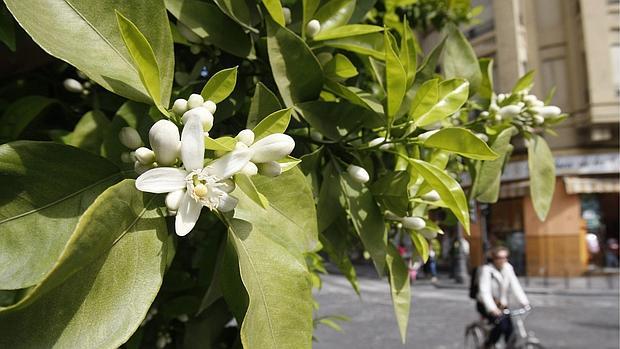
[477,262,529,313]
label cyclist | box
[476,246,530,349]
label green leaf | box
[116,11,169,113]
[399,17,417,87]
[60,110,111,154]
[313,0,355,32]
[324,80,382,113]
[5,0,174,103]
[200,66,238,103]
[442,24,482,94]
[386,244,411,343]
[370,171,410,216]
[527,134,555,220]
[278,156,302,172]
[252,108,292,141]
[478,58,494,103]
[406,158,469,233]
[413,79,469,127]
[266,17,323,107]
[0,180,169,349]
[384,30,407,123]
[339,170,387,274]
[320,217,360,294]
[408,79,438,126]
[212,0,258,33]
[323,32,385,59]
[262,0,285,26]
[0,96,57,142]
[302,0,321,38]
[205,136,237,151]
[234,173,269,209]
[409,231,429,262]
[313,24,384,41]
[423,128,498,160]
[100,101,152,166]
[0,5,15,51]
[318,162,345,233]
[512,70,535,94]
[0,142,121,289]
[413,38,444,87]
[297,101,383,140]
[166,0,254,58]
[473,127,517,203]
[247,82,282,128]
[324,53,358,80]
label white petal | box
[205,148,252,179]
[181,114,205,171]
[136,168,187,193]
[175,194,202,236]
[217,194,238,212]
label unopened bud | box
[306,19,321,37]
[203,100,217,114]
[182,107,214,131]
[172,98,189,116]
[135,147,156,165]
[134,160,155,175]
[475,133,489,142]
[236,129,255,146]
[149,120,180,166]
[63,78,83,93]
[369,137,385,147]
[249,133,295,163]
[402,216,426,230]
[480,111,489,118]
[119,127,143,149]
[258,161,282,177]
[310,130,324,142]
[165,190,185,211]
[420,228,438,239]
[499,105,521,118]
[539,105,561,118]
[533,115,545,125]
[347,165,370,184]
[240,162,258,176]
[187,93,205,110]
[421,190,440,202]
[282,7,292,25]
[121,152,133,163]
[497,93,506,103]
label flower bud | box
[310,130,324,142]
[249,133,295,163]
[306,19,321,37]
[236,129,255,146]
[165,190,185,212]
[240,162,258,176]
[497,93,506,103]
[347,164,370,184]
[489,103,500,113]
[182,107,214,131]
[531,100,544,107]
[258,161,282,177]
[475,133,489,142]
[63,78,83,93]
[282,7,292,25]
[417,129,440,142]
[523,95,538,104]
[149,120,180,166]
[533,114,545,125]
[420,228,438,239]
[172,98,189,116]
[499,105,521,118]
[187,93,205,110]
[402,216,426,230]
[135,147,156,165]
[539,105,561,118]
[369,137,385,147]
[134,160,155,175]
[480,111,489,118]
[421,190,440,202]
[203,100,217,114]
[121,152,133,163]
[119,127,143,150]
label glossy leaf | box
[313,0,355,32]
[317,162,345,233]
[320,218,360,294]
[116,11,169,113]
[413,79,469,127]
[266,17,323,107]
[527,134,555,220]
[313,24,383,41]
[370,171,410,216]
[205,136,236,151]
[413,38,444,87]
[0,180,169,349]
[0,142,121,289]
[478,58,494,103]
[262,0,285,26]
[399,17,417,87]
[407,158,469,232]
[442,24,481,94]
[234,173,269,209]
[200,66,238,103]
[512,70,535,94]
[409,231,429,262]
[297,101,383,140]
[423,128,498,160]
[252,108,292,141]
[473,127,517,203]
[386,243,411,343]
[324,53,358,79]
[384,31,406,123]
[247,82,282,128]
[61,110,111,154]
[0,5,15,51]
[0,96,57,142]
[407,79,438,127]
[213,0,258,33]
[6,0,173,103]
[323,32,385,59]
[166,0,254,58]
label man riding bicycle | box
[476,246,531,349]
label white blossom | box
[347,165,370,184]
[63,78,83,93]
[149,120,181,166]
[401,216,426,230]
[306,19,321,37]
[187,93,204,110]
[119,127,143,150]
[203,100,217,114]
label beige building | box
[462,0,620,276]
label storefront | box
[467,152,620,276]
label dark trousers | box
[476,301,513,345]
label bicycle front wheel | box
[464,324,485,349]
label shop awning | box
[563,177,620,194]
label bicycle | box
[464,307,545,349]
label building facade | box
[461,0,620,276]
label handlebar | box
[502,305,532,316]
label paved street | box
[313,273,620,349]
